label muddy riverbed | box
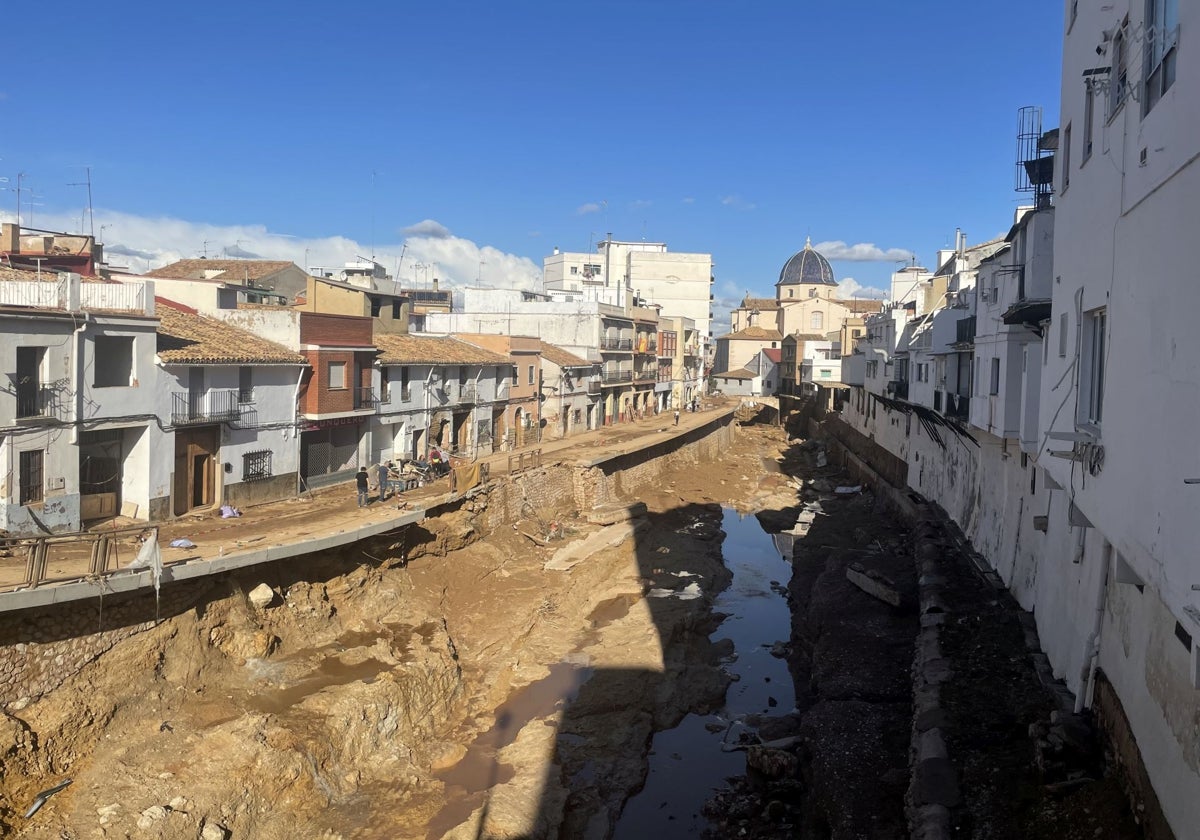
[0,420,1144,839]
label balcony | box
[945,393,970,421]
[886,380,909,400]
[955,316,977,346]
[600,337,633,352]
[602,370,633,385]
[354,387,379,410]
[497,383,511,401]
[459,383,477,403]
[172,390,240,425]
[633,369,656,383]
[684,344,701,357]
[16,386,62,421]
[587,380,602,395]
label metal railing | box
[507,448,541,474]
[16,386,61,420]
[602,370,633,384]
[600,337,633,351]
[945,393,970,420]
[460,383,477,403]
[354,387,379,410]
[172,390,241,425]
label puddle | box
[425,660,594,840]
[614,507,795,839]
[247,656,392,714]
[587,593,640,629]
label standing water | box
[614,507,796,838]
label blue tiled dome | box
[777,237,836,287]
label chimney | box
[432,278,439,292]
[1,223,17,253]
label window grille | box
[243,449,273,482]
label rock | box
[137,805,169,828]
[845,562,902,608]
[745,746,798,779]
[168,795,188,811]
[248,583,276,609]
[201,821,230,840]
[427,741,468,771]
[914,757,961,807]
[768,641,789,658]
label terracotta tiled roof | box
[155,299,307,365]
[0,265,110,283]
[741,296,780,310]
[837,299,886,314]
[763,348,783,363]
[148,259,298,283]
[788,333,828,341]
[714,368,756,380]
[725,326,783,341]
[375,333,509,366]
[539,341,592,369]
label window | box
[527,364,535,385]
[16,346,46,418]
[1062,123,1072,191]
[811,311,824,330]
[990,358,1001,395]
[19,450,44,505]
[808,288,817,298]
[1144,0,1179,115]
[820,369,831,378]
[328,361,347,389]
[916,363,929,382]
[238,367,254,404]
[400,367,411,401]
[243,450,273,482]
[1108,19,1129,118]
[1083,89,1094,162]
[381,367,390,400]
[1081,308,1107,426]
[570,266,578,275]
[93,336,134,387]
[1059,312,1069,357]
[852,329,862,338]
[788,289,794,298]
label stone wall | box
[0,578,217,709]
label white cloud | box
[813,240,914,262]
[400,219,452,239]
[628,199,652,210]
[8,208,543,293]
[721,195,756,211]
[837,277,889,299]
[575,202,602,216]
[681,197,695,205]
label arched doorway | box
[513,407,524,448]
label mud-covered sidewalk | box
[702,426,1142,840]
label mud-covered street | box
[0,416,1143,839]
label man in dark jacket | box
[356,467,370,507]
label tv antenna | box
[67,166,95,237]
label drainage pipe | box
[69,314,91,445]
[1076,534,1110,714]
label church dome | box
[777,237,837,287]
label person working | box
[356,467,370,508]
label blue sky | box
[1,1,1062,324]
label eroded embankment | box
[0,414,768,839]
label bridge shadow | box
[445,428,919,840]
[425,497,735,840]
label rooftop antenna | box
[66,166,95,237]
[201,240,213,258]
[476,259,486,288]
